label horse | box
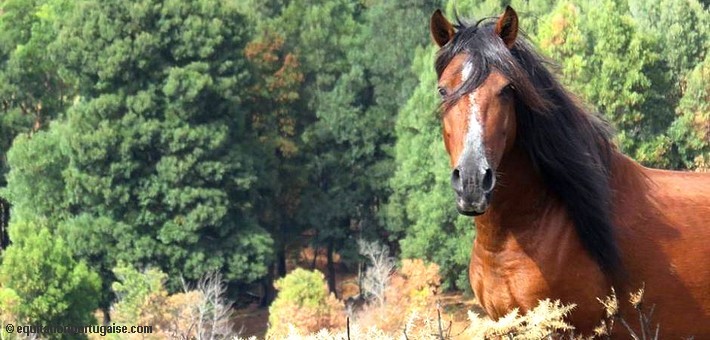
[429,6,710,337]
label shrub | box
[396,259,442,311]
[0,287,21,328]
[267,268,345,338]
[105,264,236,340]
[0,222,101,335]
[110,262,167,326]
[355,259,442,332]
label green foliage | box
[628,0,710,168]
[538,0,675,165]
[358,0,443,113]
[244,8,309,286]
[668,54,710,169]
[1,124,70,223]
[0,221,100,335]
[535,0,710,168]
[274,0,376,251]
[446,0,558,36]
[1,0,275,313]
[255,0,443,276]
[537,2,589,85]
[630,0,710,80]
[0,0,73,184]
[0,286,21,326]
[272,269,332,310]
[386,47,474,291]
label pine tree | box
[2,1,275,307]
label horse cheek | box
[485,112,509,168]
[442,121,457,166]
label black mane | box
[435,18,622,277]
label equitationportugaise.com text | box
[4,323,153,336]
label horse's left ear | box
[495,6,518,48]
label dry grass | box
[466,299,575,339]
[255,285,660,340]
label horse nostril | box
[451,167,463,191]
[482,168,495,192]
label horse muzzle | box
[451,166,495,216]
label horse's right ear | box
[431,9,454,47]
[495,6,518,48]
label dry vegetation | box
[92,266,240,340]
[257,242,661,340]
[254,284,658,340]
[47,246,661,340]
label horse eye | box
[438,87,448,97]
[499,84,515,97]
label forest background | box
[0,0,707,337]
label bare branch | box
[357,239,395,307]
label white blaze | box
[461,61,473,82]
[458,62,489,170]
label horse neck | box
[473,143,561,249]
[608,152,650,201]
[473,142,647,251]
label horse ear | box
[431,9,454,47]
[495,6,518,48]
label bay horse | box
[430,6,710,338]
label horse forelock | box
[435,16,623,279]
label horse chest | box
[469,247,550,319]
[469,233,610,333]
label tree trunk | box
[358,260,364,296]
[277,238,287,278]
[311,245,318,269]
[102,307,111,324]
[260,264,276,307]
[326,240,337,298]
[0,199,9,250]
